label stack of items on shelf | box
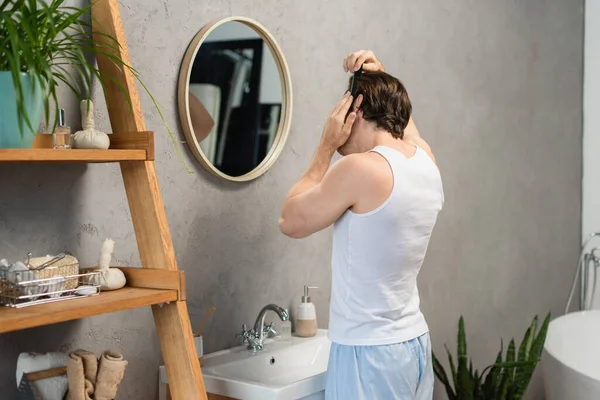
[17,350,128,400]
[0,238,128,308]
[0,253,100,308]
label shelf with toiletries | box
[0,286,178,333]
[0,240,186,333]
[0,130,155,163]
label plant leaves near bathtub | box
[433,313,551,400]
[511,313,551,399]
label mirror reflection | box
[187,21,283,177]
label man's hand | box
[321,92,362,151]
[343,50,385,73]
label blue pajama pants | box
[325,333,434,400]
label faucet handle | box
[236,324,253,344]
[263,322,277,337]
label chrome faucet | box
[237,304,289,352]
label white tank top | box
[328,145,444,346]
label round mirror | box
[178,17,292,181]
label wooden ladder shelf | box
[0,0,208,398]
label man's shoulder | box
[333,152,383,172]
[333,152,392,186]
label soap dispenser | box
[296,285,318,337]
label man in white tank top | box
[279,50,443,400]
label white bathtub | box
[542,310,600,400]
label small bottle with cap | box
[296,285,318,338]
[53,108,71,149]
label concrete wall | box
[0,0,583,398]
[584,0,600,309]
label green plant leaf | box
[505,338,517,393]
[433,351,456,400]
[497,368,511,400]
[445,344,458,391]
[517,322,534,363]
[482,340,503,398]
[456,316,474,399]
[530,313,551,362]
[506,338,515,363]
[458,316,467,357]
[512,313,552,398]
[481,364,497,398]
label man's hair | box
[349,71,412,139]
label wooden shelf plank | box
[110,131,155,160]
[0,149,148,163]
[0,287,177,333]
[82,267,187,301]
[119,267,186,301]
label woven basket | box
[29,255,80,290]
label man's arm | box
[188,92,214,142]
[403,117,437,165]
[279,93,361,238]
[279,153,364,238]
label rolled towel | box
[16,352,69,400]
[74,350,98,386]
[94,350,128,400]
[66,350,96,400]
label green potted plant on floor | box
[433,313,551,400]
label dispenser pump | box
[296,285,318,337]
[302,285,318,303]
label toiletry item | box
[194,335,203,359]
[47,276,66,298]
[98,239,114,270]
[296,285,318,337]
[28,253,80,292]
[195,305,216,336]
[76,286,98,296]
[72,100,110,150]
[95,238,126,291]
[94,350,128,400]
[280,311,292,342]
[9,261,29,272]
[53,109,71,149]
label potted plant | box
[0,0,106,147]
[0,0,179,153]
[433,313,551,400]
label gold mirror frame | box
[178,16,293,182]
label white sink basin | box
[159,330,330,400]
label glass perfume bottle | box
[53,109,71,149]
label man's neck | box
[358,129,402,153]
